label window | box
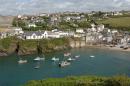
[33,35,36,39]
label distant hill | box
[0,16,14,28]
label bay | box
[0,47,130,86]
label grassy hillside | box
[97,17,130,31]
[0,37,18,50]
[24,75,130,86]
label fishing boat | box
[51,57,59,61]
[34,57,45,61]
[34,65,40,69]
[64,52,71,57]
[34,62,40,69]
[67,58,75,61]
[18,59,27,64]
[90,55,95,58]
[40,57,45,60]
[59,61,70,67]
[75,55,80,58]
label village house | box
[91,24,97,32]
[55,31,69,37]
[97,24,105,32]
[0,32,7,39]
[111,30,118,34]
[113,11,123,16]
[85,33,98,44]
[0,27,24,39]
[23,31,44,40]
[67,31,75,37]
[63,16,81,22]
[76,28,85,33]
[28,23,37,28]
[44,31,60,38]
[11,27,24,35]
[23,30,61,40]
[85,23,115,44]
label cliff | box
[0,37,86,56]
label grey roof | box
[24,31,45,36]
[46,31,59,35]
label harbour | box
[0,47,130,86]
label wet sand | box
[85,45,130,52]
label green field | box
[97,17,130,30]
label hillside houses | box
[1,22,130,49]
[0,27,24,39]
[85,24,117,44]
[28,23,37,28]
[23,31,60,40]
[22,30,72,40]
[76,29,85,34]
[23,31,44,40]
[0,32,7,39]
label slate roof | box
[46,31,59,35]
[24,31,45,36]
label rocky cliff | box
[0,38,86,56]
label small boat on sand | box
[34,57,45,61]
[18,59,27,64]
[59,61,70,67]
[52,57,59,61]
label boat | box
[34,57,40,61]
[75,55,80,58]
[34,57,45,61]
[67,58,75,61]
[64,52,71,57]
[34,65,40,69]
[51,57,59,61]
[18,59,27,64]
[59,61,70,67]
[40,57,45,60]
[90,55,95,58]
[123,46,129,50]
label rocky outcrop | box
[18,48,37,55]
[0,38,87,56]
[69,41,86,48]
[0,50,8,56]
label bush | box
[24,75,130,86]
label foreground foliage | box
[24,75,130,86]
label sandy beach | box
[85,45,130,52]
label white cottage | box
[12,27,24,35]
[43,31,60,38]
[76,29,85,33]
[0,32,7,39]
[24,31,43,40]
[28,23,37,28]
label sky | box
[0,0,130,15]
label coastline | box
[0,43,130,57]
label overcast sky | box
[0,0,130,15]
